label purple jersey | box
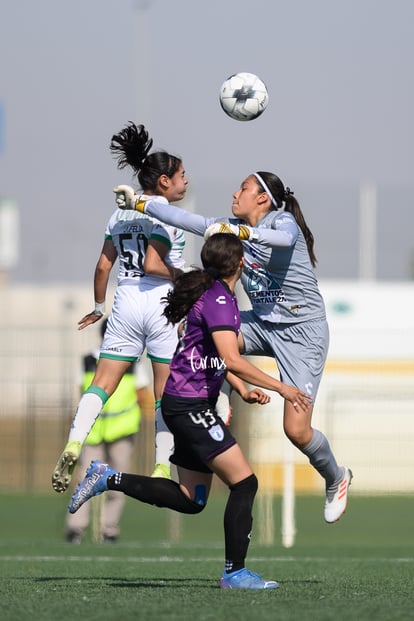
[164,280,241,400]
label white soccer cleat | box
[324,467,353,523]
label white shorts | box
[100,281,178,364]
[240,311,329,401]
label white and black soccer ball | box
[219,72,269,121]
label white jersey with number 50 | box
[101,198,186,363]
[105,200,185,287]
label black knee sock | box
[224,474,258,573]
[107,473,205,514]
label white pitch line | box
[0,555,413,563]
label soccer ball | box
[219,72,269,121]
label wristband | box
[238,225,251,240]
[94,302,106,316]
[134,194,149,213]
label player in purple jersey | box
[68,234,311,590]
[113,171,353,523]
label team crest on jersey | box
[246,262,287,303]
[209,424,224,442]
[247,262,280,292]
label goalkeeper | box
[113,171,352,524]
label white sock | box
[67,392,104,445]
[154,405,174,465]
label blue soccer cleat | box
[220,568,279,590]
[68,460,116,514]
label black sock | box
[223,474,258,573]
[107,473,205,515]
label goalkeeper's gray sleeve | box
[145,199,215,237]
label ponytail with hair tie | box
[284,187,294,200]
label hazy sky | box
[1,0,413,283]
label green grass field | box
[1,492,413,621]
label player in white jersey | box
[113,171,352,524]
[52,123,187,494]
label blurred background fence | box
[0,280,413,495]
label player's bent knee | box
[181,484,207,514]
[229,473,258,495]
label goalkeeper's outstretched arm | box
[114,185,211,237]
[113,186,254,240]
[113,186,293,246]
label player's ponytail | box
[110,121,182,193]
[255,171,317,268]
[110,122,153,171]
[163,269,213,324]
[285,194,317,267]
[163,234,243,324]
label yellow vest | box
[82,355,141,445]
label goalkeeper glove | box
[113,185,148,213]
[203,222,253,241]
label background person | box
[66,319,152,544]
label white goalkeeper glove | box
[203,222,253,241]
[113,185,135,209]
[113,185,150,214]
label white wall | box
[0,279,413,492]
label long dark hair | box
[163,234,243,324]
[110,122,182,191]
[254,171,317,267]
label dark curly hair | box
[163,234,243,324]
[110,122,182,192]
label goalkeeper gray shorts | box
[240,311,329,401]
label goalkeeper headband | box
[253,173,278,208]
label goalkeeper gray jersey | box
[237,210,326,323]
[142,198,325,324]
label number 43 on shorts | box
[189,410,217,428]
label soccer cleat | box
[324,467,353,523]
[66,530,82,545]
[151,463,171,479]
[52,440,82,493]
[220,568,279,590]
[103,535,118,544]
[68,460,116,514]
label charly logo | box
[305,382,313,396]
[215,295,227,305]
[209,425,224,442]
